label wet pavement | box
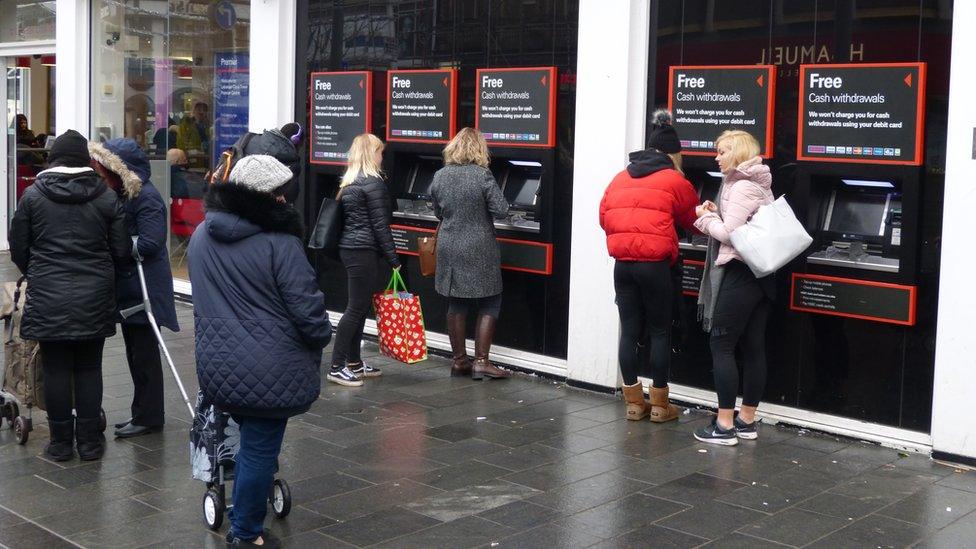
[2,254,976,548]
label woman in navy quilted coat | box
[188,154,332,547]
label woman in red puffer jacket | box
[599,110,700,423]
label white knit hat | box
[228,154,293,193]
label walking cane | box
[119,238,195,417]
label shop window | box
[90,0,250,282]
[0,0,56,43]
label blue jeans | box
[229,415,288,541]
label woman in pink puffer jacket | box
[692,130,775,446]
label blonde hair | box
[443,127,489,167]
[668,152,683,174]
[340,133,384,187]
[715,130,760,169]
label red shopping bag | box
[372,270,428,364]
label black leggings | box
[613,260,672,387]
[709,260,773,409]
[447,294,502,318]
[331,249,388,368]
[39,339,105,421]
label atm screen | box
[504,161,542,208]
[408,156,441,198]
[825,190,889,237]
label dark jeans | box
[39,339,105,421]
[331,249,387,367]
[447,294,502,318]
[229,415,288,542]
[121,323,165,427]
[614,260,672,387]
[709,260,774,409]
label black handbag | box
[308,197,343,258]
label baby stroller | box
[190,391,292,530]
[1,278,107,444]
[118,242,293,530]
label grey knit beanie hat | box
[228,154,293,193]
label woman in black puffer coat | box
[8,130,131,462]
[327,133,400,387]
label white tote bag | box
[730,196,812,278]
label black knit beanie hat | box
[47,130,92,168]
[645,109,681,154]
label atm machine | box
[789,161,922,421]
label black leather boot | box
[447,313,471,377]
[44,419,75,462]
[471,314,509,380]
[75,417,105,461]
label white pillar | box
[248,0,297,132]
[566,0,650,389]
[55,0,89,136]
[932,2,976,463]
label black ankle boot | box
[44,419,75,462]
[75,417,105,461]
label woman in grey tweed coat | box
[429,128,511,380]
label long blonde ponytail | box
[340,133,385,188]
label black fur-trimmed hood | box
[204,184,304,242]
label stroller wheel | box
[203,488,224,530]
[270,479,291,518]
[14,416,31,445]
[5,402,20,429]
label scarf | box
[697,180,726,332]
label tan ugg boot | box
[649,386,680,423]
[621,382,651,421]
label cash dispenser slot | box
[679,169,722,251]
[806,178,902,273]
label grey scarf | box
[697,182,725,332]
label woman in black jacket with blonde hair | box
[328,133,400,387]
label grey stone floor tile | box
[699,532,793,547]
[403,480,540,522]
[738,507,850,546]
[34,497,161,536]
[535,432,611,455]
[303,478,444,522]
[828,467,942,506]
[935,470,976,493]
[490,521,604,548]
[475,442,574,472]
[477,500,566,530]
[320,506,441,546]
[805,514,931,548]
[913,509,976,548]
[554,493,689,540]
[280,530,358,548]
[0,507,26,531]
[0,521,78,549]
[372,515,515,549]
[502,448,641,491]
[528,471,653,514]
[780,430,852,454]
[288,471,374,504]
[877,484,976,529]
[338,452,448,484]
[798,491,891,520]
[423,437,510,466]
[590,525,708,548]
[409,460,513,491]
[656,500,768,540]
[717,467,837,513]
[645,472,749,507]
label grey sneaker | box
[350,361,382,378]
[734,415,759,440]
[327,366,363,387]
[694,418,739,446]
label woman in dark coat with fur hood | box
[90,138,179,438]
[188,155,332,547]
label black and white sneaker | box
[350,361,382,378]
[694,418,739,446]
[734,415,759,440]
[327,366,363,387]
